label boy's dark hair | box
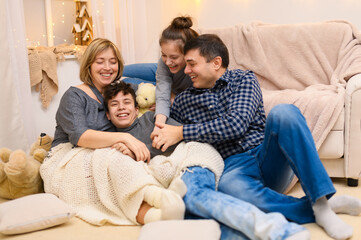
[104,80,137,112]
[183,34,229,68]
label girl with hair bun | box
[122,16,198,127]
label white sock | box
[159,188,185,220]
[143,207,162,224]
[285,229,310,240]
[168,177,187,198]
[329,195,361,216]
[143,185,185,220]
[312,197,353,240]
[143,186,163,208]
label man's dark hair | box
[104,80,137,112]
[183,34,229,68]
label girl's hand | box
[149,103,156,111]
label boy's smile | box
[106,91,139,128]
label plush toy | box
[136,82,156,117]
[0,133,53,199]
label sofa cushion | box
[318,108,344,159]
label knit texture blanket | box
[200,20,361,149]
[40,142,224,226]
[28,44,86,108]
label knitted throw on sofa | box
[40,142,224,225]
[200,20,361,149]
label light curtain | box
[0,0,36,151]
[89,0,159,64]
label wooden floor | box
[0,177,360,240]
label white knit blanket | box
[40,142,224,226]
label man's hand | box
[111,142,136,160]
[151,123,183,152]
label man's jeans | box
[218,104,336,224]
[182,166,305,240]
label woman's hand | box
[111,142,136,159]
[121,133,151,162]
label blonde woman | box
[40,38,185,225]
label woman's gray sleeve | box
[56,90,89,145]
[155,58,172,118]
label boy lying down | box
[41,80,223,227]
[103,80,310,240]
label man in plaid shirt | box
[151,34,360,240]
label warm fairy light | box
[27,0,91,46]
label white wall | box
[147,0,361,62]
[23,0,47,46]
[160,0,361,30]
[25,0,361,47]
[24,0,361,60]
[23,0,75,46]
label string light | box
[26,0,92,47]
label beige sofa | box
[201,21,361,186]
[319,74,361,186]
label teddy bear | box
[0,133,53,199]
[136,82,156,117]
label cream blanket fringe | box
[40,142,224,226]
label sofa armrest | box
[344,73,361,179]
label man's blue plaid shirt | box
[170,69,266,159]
